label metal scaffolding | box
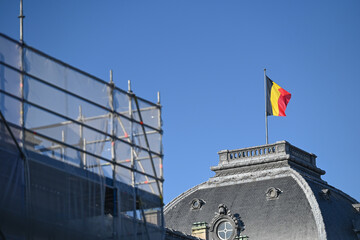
[0,32,164,240]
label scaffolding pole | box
[19,0,24,43]
[157,91,163,196]
[158,91,165,239]
[109,70,117,239]
[128,80,138,238]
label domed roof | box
[164,141,359,240]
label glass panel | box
[0,65,21,97]
[101,160,112,179]
[131,98,161,130]
[134,158,159,180]
[115,140,132,162]
[0,36,20,69]
[217,221,233,240]
[25,77,109,124]
[25,48,110,108]
[25,103,110,165]
[152,157,162,179]
[146,129,161,154]
[114,89,130,116]
[0,93,20,125]
[136,172,159,195]
[139,106,160,130]
[114,115,131,140]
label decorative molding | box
[289,170,327,240]
[164,183,206,214]
[213,161,289,177]
[353,204,360,213]
[320,189,331,200]
[190,198,206,210]
[209,204,244,240]
[266,187,282,200]
[204,167,292,190]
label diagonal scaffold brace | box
[133,96,163,202]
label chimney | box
[191,222,208,240]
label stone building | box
[164,141,360,240]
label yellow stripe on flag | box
[270,82,282,116]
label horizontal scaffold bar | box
[0,32,160,109]
[0,89,163,158]
[24,126,164,182]
[0,61,162,134]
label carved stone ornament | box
[190,198,206,210]
[266,187,282,200]
[209,204,244,240]
[320,188,331,200]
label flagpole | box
[264,68,268,145]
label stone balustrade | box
[218,141,317,167]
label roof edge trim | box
[290,169,327,240]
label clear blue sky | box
[1,0,359,204]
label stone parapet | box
[213,141,325,177]
[218,141,316,165]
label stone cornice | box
[212,141,325,178]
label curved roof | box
[165,141,359,240]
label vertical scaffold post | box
[19,1,32,238]
[19,0,25,168]
[61,130,65,161]
[109,70,117,238]
[78,106,86,168]
[158,91,165,236]
[19,0,24,43]
[128,80,137,236]
[110,70,115,177]
[157,92,163,193]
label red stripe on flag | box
[277,88,291,116]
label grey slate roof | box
[305,179,358,239]
[164,141,359,240]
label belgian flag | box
[266,76,291,116]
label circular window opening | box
[217,221,233,240]
[192,200,200,208]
